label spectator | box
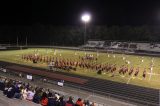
[48,92,58,106]
[32,89,41,104]
[3,83,9,96]
[26,87,35,101]
[84,100,90,106]
[25,83,30,89]
[41,92,48,106]
[75,98,83,106]
[0,78,5,91]
[55,92,60,100]
[90,102,95,106]
[7,84,16,98]
[22,87,28,100]
[58,96,66,106]
[13,84,22,99]
[65,96,74,106]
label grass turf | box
[0,48,160,89]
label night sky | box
[0,0,160,26]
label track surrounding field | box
[6,65,88,84]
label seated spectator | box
[26,87,35,101]
[25,83,30,89]
[55,92,60,100]
[22,87,28,100]
[75,98,83,106]
[13,84,22,99]
[7,84,16,98]
[65,96,74,106]
[0,78,5,91]
[32,88,41,104]
[58,96,66,106]
[41,92,48,106]
[83,100,90,106]
[90,102,95,106]
[3,84,9,96]
[48,92,58,106]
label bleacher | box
[129,43,137,49]
[0,44,8,50]
[149,43,160,52]
[0,46,6,50]
[83,40,160,54]
[117,42,129,49]
[83,40,105,49]
[136,43,150,50]
[103,41,111,47]
[110,42,119,49]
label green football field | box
[0,48,160,89]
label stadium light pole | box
[81,13,91,45]
[17,36,19,47]
[25,36,28,47]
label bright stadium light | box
[81,14,91,22]
[81,13,91,46]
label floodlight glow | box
[81,14,91,22]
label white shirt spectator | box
[55,93,60,99]
[22,88,28,100]
[26,90,35,101]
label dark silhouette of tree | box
[0,24,159,46]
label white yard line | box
[147,72,160,76]
[127,74,134,84]
[149,69,153,81]
[127,77,132,84]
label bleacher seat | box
[83,40,105,48]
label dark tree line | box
[0,23,160,46]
